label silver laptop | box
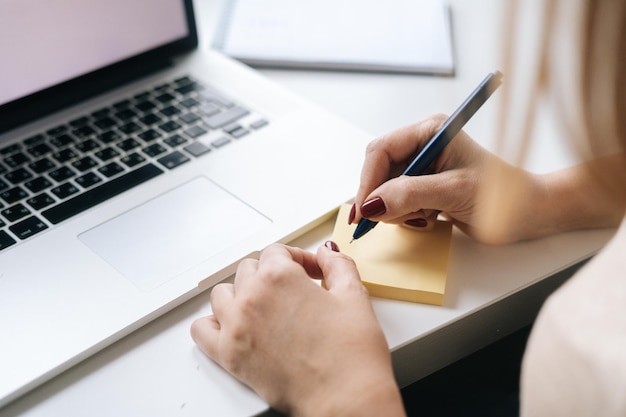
[0,0,371,407]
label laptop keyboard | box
[0,75,269,251]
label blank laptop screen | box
[0,0,188,107]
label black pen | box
[351,70,503,241]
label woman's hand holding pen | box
[349,114,540,244]
[350,113,626,244]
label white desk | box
[2,1,615,416]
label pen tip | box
[349,238,354,244]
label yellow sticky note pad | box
[332,204,452,305]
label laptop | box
[0,0,371,407]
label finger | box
[363,169,475,223]
[315,243,366,296]
[400,209,442,232]
[190,315,221,360]
[259,243,323,279]
[209,282,235,323]
[232,257,259,294]
[354,116,447,218]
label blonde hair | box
[501,0,625,161]
[476,0,626,242]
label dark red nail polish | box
[404,218,428,228]
[325,241,340,252]
[360,197,386,218]
[348,203,356,224]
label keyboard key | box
[75,172,102,188]
[75,139,100,153]
[117,138,141,151]
[94,116,117,130]
[180,112,201,124]
[9,216,48,240]
[24,134,45,145]
[153,82,172,92]
[159,120,181,133]
[175,82,203,95]
[27,193,55,210]
[183,125,207,139]
[135,100,157,112]
[211,136,231,148]
[72,156,98,172]
[50,133,74,148]
[51,182,80,199]
[0,143,22,156]
[98,130,122,144]
[4,152,30,168]
[24,176,52,193]
[0,230,17,251]
[119,122,141,134]
[120,152,146,167]
[155,92,177,104]
[174,75,192,85]
[204,106,249,129]
[0,178,8,192]
[142,143,167,157]
[94,147,120,162]
[98,162,124,178]
[163,134,187,147]
[157,151,190,169]
[42,163,164,224]
[250,119,269,129]
[114,108,137,121]
[184,141,211,156]
[230,128,249,139]
[198,103,221,117]
[72,125,97,139]
[27,142,53,157]
[138,129,161,142]
[1,186,28,204]
[223,123,242,134]
[2,203,31,222]
[180,97,200,108]
[160,105,181,117]
[52,148,78,163]
[5,167,33,184]
[139,113,162,126]
[49,166,76,182]
[29,158,56,174]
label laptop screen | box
[0,0,197,132]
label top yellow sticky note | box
[331,204,452,305]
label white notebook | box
[213,0,455,75]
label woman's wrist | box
[525,161,624,239]
[292,367,406,417]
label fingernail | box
[360,197,386,218]
[348,203,356,224]
[404,218,428,228]
[325,241,340,252]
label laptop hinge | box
[0,56,174,134]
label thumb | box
[315,242,367,296]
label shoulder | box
[520,216,626,417]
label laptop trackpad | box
[79,177,271,291]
